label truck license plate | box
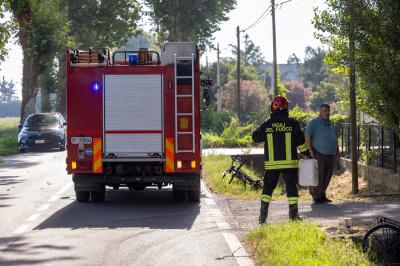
[71,137,92,144]
[35,139,45,144]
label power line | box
[241,5,272,32]
[275,0,295,9]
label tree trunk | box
[13,1,39,124]
[20,49,39,123]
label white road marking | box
[204,198,216,205]
[216,221,231,230]
[201,180,254,266]
[222,233,254,266]
[37,203,50,212]
[13,223,31,235]
[27,213,40,222]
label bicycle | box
[222,155,262,190]
[363,216,400,264]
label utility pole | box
[206,55,209,75]
[216,43,222,112]
[236,26,241,119]
[349,1,359,194]
[271,0,278,96]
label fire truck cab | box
[66,42,206,203]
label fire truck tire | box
[91,190,105,202]
[75,191,90,202]
[188,189,200,202]
[172,190,187,202]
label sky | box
[0,0,326,99]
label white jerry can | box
[298,159,318,186]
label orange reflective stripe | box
[93,138,103,173]
[165,138,175,173]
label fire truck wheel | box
[75,191,90,202]
[172,190,187,202]
[91,190,105,202]
[188,189,200,202]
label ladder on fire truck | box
[174,54,195,153]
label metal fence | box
[338,123,399,172]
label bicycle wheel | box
[363,223,400,264]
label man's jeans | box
[309,151,335,200]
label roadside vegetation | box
[0,117,19,156]
[203,155,394,201]
[246,221,374,266]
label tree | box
[230,34,266,67]
[299,46,327,88]
[287,53,300,65]
[0,76,15,103]
[221,80,268,118]
[0,1,11,62]
[145,0,236,50]
[56,0,142,115]
[284,81,310,109]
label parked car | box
[18,112,67,152]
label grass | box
[0,117,20,156]
[245,221,374,266]
[203,155,395,202]
[202,155,282,200]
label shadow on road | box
[0,176,26,186]
[0,236,77,266]
[304,201,400,224]
[35,188,200,230]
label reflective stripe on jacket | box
[252,110,309,171]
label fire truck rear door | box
[104,74,163,158]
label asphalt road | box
[0,151,253,266]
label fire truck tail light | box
[191,160,196,169]
[71,161,77,170]
[177,160,182,169]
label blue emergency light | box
[93,81,100,91]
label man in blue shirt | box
[305,103,338,203]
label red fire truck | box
[66,43,209,203]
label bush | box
[221,80,268,118]
[220,118,253,147]
[201,105,233,134]
[201,117,255,148]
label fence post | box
[357,126,360,161]
[341,124,344,155]
[381,126,384,168]
[393,130,397,172]
[367,126,371,165]
[347,124,351,158]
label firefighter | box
[252,95,309,224]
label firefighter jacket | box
[252,110,309,171]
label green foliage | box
[201,116,254,148]
[246,221,373,266]
[146,0,236,50]
[300,46,328,87]
[0,117,19,156]
[289,106,317,127]
[314,0,400,130]
[231,33,266,67]
[0,1,11,62]
[201,105,232,134]
[310,81,339,110]
[66,0,141,49]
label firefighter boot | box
[289,204,302,221]
[259,201,269,224]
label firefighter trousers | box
[260,170,299,205]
